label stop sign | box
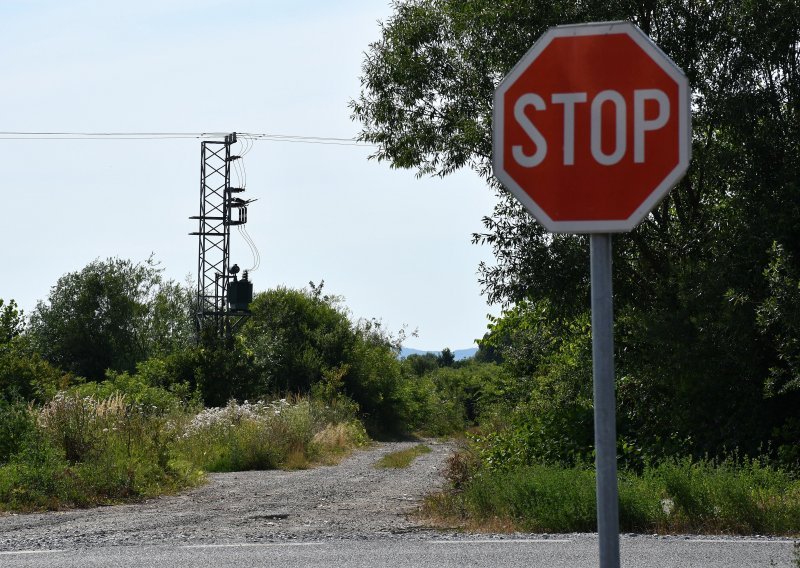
[493,21,691,233]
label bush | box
[241,286,355,395]
[71,368,194,415]
[0,430,77,510]
[242,285,417,436]
[473,306,596,467]
[123,343,265,409]
[0,337,70,403]
[0,398,35,464]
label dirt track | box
[0,439,455,551]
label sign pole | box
[491,20,690,568]
[590,233,620,568]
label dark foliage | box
[353,0,800,463]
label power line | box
[0,131,223,139]
[0,131,377,146]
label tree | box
[241,285,418,435]
[0,298,68,402]
[438,347,455,367]
[142,279,195,357]
[0,299,24,344]
[29,257,193,381]
[241,286,356,394]
[353,0,800,459]
[0,336,67,402]
[402,352,440,376]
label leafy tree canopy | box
[0,299,24,344]
[28,257,193,381]
[353,0,800,460]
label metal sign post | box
[590,233,619,568]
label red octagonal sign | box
[493,21,691,233]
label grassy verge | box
[375,444,432,469]
[422,457,800,535]
[0,394,368,512]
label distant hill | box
[399,347,478,361]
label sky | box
[0,0,500,351]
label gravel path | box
[0,439,455,551]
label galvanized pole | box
[590,233,620,568]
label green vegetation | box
[0,392,367,512]
[0,259,483,512]
[28,257,194,382]
[0,391,200,511]
[425,455,800,535]
[354,0,800,468]
[177,398,368,472]
[354,0,800,535]
[3,1,800,535]
[375,444,432,469]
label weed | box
[375,444,432,469]
[310,421,370,465]
[422,457,800,535]
[0,392,201,511]
[444,448,480,490]
[177,398,367,472]
[0,392,367,512]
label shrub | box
[0,336,70,403]
[0,399,35,464]
[0,430,76,510]
[71,369,191,415]
[241,287,355,395]
[241,285,415,436]
[28,391,200,505]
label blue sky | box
[0,0,499,350]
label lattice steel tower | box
[190,132,253,338]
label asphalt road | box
[1,536,797,568]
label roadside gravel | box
[0,439,456,551]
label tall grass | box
[375,444,432,469]
[176,398,368,472]
[0,392,200,510]
[0,393,368,512]
[424,456,800,535]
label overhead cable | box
[0,131,376,146]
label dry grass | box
[282,448,311,470]
[375,444,431,469]
[310,421,370,465]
